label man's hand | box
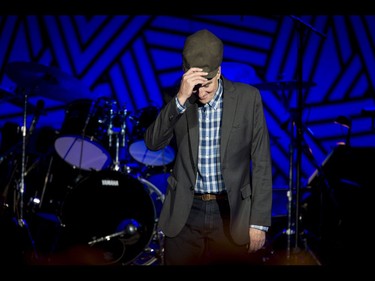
[177,67,207,105]
[248,227,266,253]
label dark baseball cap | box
[182,29,223,79]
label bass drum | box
[58,170,164,266]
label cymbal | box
[0,87,36,113]
[5,61,91,103]
[253,80,316,91]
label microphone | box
[29,99,44,136]
[88,218,141,245]
[116,218,140,237]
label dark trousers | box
[163,196,250,265]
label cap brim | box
[205,68,219,79]
[182,65,218,79]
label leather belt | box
[194,193,227,201]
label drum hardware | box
[107,105,129,172]
[28,99,45,137]
[0,158,18,213]
[132,229,165,266]
[0,142,43,216]
[27,152,86,225]
[108,106,128,148]
[26,153,54,214]
[16,88,30,223]
[131,177,165,265]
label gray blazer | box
[144,76,272,245]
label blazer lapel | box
[186,97,199,168]
[220,78,237,162]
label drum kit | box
[0,62,175,265]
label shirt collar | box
[205,78,223,110]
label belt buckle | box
[201,194,212,201]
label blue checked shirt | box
[176,79,224,194]
[195,82,225,194]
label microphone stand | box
[286,15,326,263]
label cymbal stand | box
[285,16,326,262]
[15,87,38,258]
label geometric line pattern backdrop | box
[1,15,375,201]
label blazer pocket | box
[167,175,178,192]
[232,122,240,129]
[240,183,252,200]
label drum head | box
[129,140,175,166]
[60,170,157,265]
[54,135,112,171]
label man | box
[144,29,272,265]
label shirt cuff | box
[250,225,269,232]
[175,96,186,113]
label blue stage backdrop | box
[1,15,374,217]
